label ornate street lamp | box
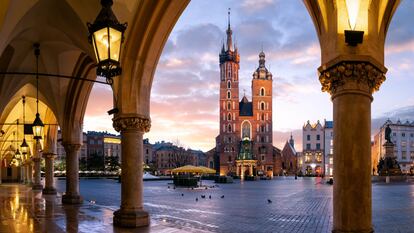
[32,44,44,140]
[87,0,127,84]
[21,96,29,157]
[344,0,364,46]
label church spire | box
[226,8,233,51]
[289,133,294,148]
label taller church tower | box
[218,10,240,174]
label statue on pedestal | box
[377,124,402,176]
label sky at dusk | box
[84,0,414,152]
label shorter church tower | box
[251,51,273,173]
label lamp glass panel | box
[345,0,360,30]
[92,36,100,63]
[33,125,43,138]
[93,27,110,62]
[109,27,122,62]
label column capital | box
[42,153,56,159]
[62,143,81,153]
[319,61,386,95]
[113,114,151,132]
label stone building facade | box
[372,119,414,174]
[299,120,335,176]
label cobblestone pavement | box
[1,177,414,233]
[57,177,414,233]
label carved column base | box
[62,194,83,204]
[42,187,57,195]
[113,209,149,228]
[32,184,43,190]
[332,228,374,233]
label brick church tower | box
[216,12,275,178]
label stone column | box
[32,139,43,190]
[26,163,33,185]
[42,153,57,195]
[113,115,150,227]
[319,61,385,233]
[62,144,83,204]
[32,157,43,190]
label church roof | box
[239,97,253,116]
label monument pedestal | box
[378,141,403,178]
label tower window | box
[260,125,265,132]
[228,124,232,132]
[261,102,265,110]
[261,114,265,121]
[227,81,231,89]
[227,102,231,110]
[227,113,231,121]
[260,87,265,96]
[227,91,231,99]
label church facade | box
[213,17,278,178]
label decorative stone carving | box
[319,61,386,94]
[113,116,151,132]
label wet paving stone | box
[2,177,414,232]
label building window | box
[227,113,231,121]
[227,102,231,110]
[261,137,265,143]
[227,91,231,99]
[228,137,232,143]
[260,87,265,96]
[402,133,406,137]
[316,143,321,150]
[393,132,396,136]
[261,155,265,161]
[411,133,414,137]
[228,124,232,132]
[260,102,265,110]
[307,135,310,141]
[232,147,235,152]
[227,81,231,89]
[329,158,333,164]
[402,151,407,160]
[260,125,265,132]
[306,144,311,150]
[316,134,320,140]
[261,114,265,121]
[228,156,232,162]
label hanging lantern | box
[32,113,44,140]
[87,0,127,82]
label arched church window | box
[227,81,231,89]
[227,113,231,121]
[227,102,231,110]
[261,114,265,121]
[261,102,265,110]
[260,87,265,96]
[242,121,251,139]
[228,124,232,132]
[227,91,231,99]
